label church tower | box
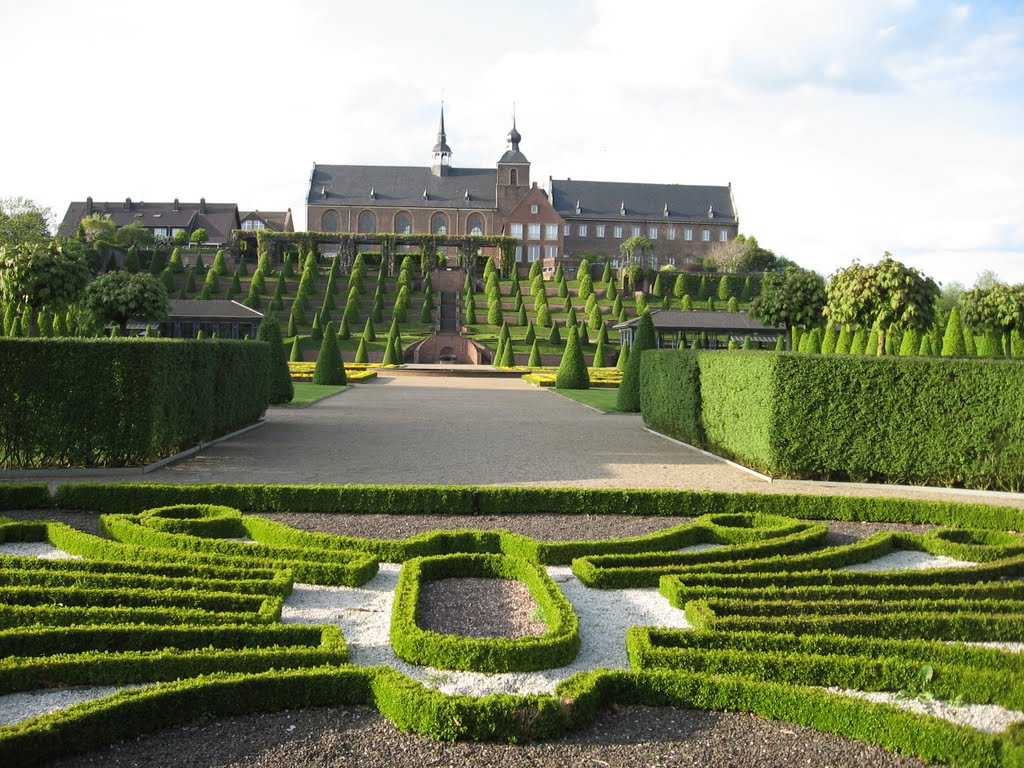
[496,116,530,214]
[431,105,452,177]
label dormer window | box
[663,203,669,217]
[369,187,376,200]
[575,200,582,214]
[620,201,626,216]
[708,204,715,219]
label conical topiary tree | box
[558,276,569,298]
[899,327,920,357]
[310,313,323,343]
[578,322,590,346]
[717,275,733,301]
[578,271,594,301]
[313,321,346,385]
[592,336,606,368]
[727,297,739,313]
[680,295,693,311]
[420,301,433,323]
[500,338,515,367]
[257,314,294,404]
[589,304,604,331]
[527,339,542,367]
[850,327,867,355]
[556,325,590,389]
[290,336,303,362]
[338,314,351,340]
[652,273,664,298]
[601,260,612,284]
[636,293,649,315]
[529,259,542,279]
[354,336,369,364]
[774,335,785,352]
[517,303,528,326]
[741,276,753,303]
[606,279,617,301]
[918,334,934,357]
[168,248,184,273]
[525,321,536,345]
[548,321,561,344]
[536,301,552,328]
[697,276,708,301]
[705,296,715,311]
[821,323,838,355]
[617,311,655,412]
[513,291,523,311]
[941,306,967,357]
[835,325,853,355]
[465,300,477,325]
[487,296,503,325]
[566,305,578,327]
[362,317,376,342]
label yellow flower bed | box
[522,368,622,388]
[288,362,378,383]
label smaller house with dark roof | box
[58,198,293,246]
[126,300,264,339]
[615,309,784,350]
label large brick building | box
[306,107,738,269]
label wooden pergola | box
[615,309,785,350]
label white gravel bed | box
[675,543,727,553]
[824,688,1024,733]
[0,542,81,560]
[222,538,258,544]
[838,550,976,572]
[280,563,691,697]
[0,687,125,727]
[956,641,1024,653]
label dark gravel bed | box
[42,704,927,768]
[1,509,104,536]
[418,577,546,638]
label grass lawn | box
[279,382,350,408]
[552,387,621,413]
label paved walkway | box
[60,375,1024,508]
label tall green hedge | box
[641,351,1024,490]
[0,339,271,469]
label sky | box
[1,0,1022,287]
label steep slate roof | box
[57,200,240,244]
[308,165,497,210]
[614,309,782,333]
[550,179,736,223]
[166,300,264,320]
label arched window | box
[357,210,376,234]
[430,213,448,235]
[467,214,484,236]
[509,168,518,185]
[321,210,339,232]
[394,212,412,235]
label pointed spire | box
[431,101,452,176]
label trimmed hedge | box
[640,350,1024,491]
[0,339,272,468]
[390,554,579,672]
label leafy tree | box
[0,197,52,249]
[960,283,1024,358]
[257,314,294,404]
[313,321,346,385]
[941,306,967,357]
[617,311,655,411]
[190,228,207,247]
[0,241,92,335]
[82,271,169,336]
[555,325,589,389]
[749,266,826,348]
[825,254,939,357]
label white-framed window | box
[611,258,620,268]
[395,212,412,234]
[684,228,693,241]
[631,225,641,237]
[596,225,605,238]
[545,245,558,259]
[564,223,571,236]
[467,214,484,236]
[578,224,588,236]
[702,229,711,241]
[545,224,558,240]
[527,245,541,262]
[651,255,658,268]
[719,230,728,241]
[171,227,185,238]
[152,227,168,239]
[515,246,523,262]
[667,256,675,266]
[430,213,448,235]
[510,223,523,239]
[528,223,541,240]
[530,204,539,214]
[667,227,676,240]
[649,226,658,239]
[241,219,265,231]
[613,225,623,238]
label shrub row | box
[6,663,1018,768]
[640,350,1024,490]
[390,554,580,673]
[49,483,1024,531]
[0,339,272,468]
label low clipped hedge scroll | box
[390,554,580,672]
[3,486,1024,767]
[0,339,272,469]
[640,350,1024,491]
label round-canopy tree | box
[0,241,92,336]
[748,266,826,349]
[824,254,939,357]
[83,271,170,336]
[960,283,1024,359]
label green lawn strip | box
[281,382,350,407]
[551,388,621,412]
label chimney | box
[199,197,207,214]
[124,197,131,210]
[173,198,180,211]
[85,197,93,215]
